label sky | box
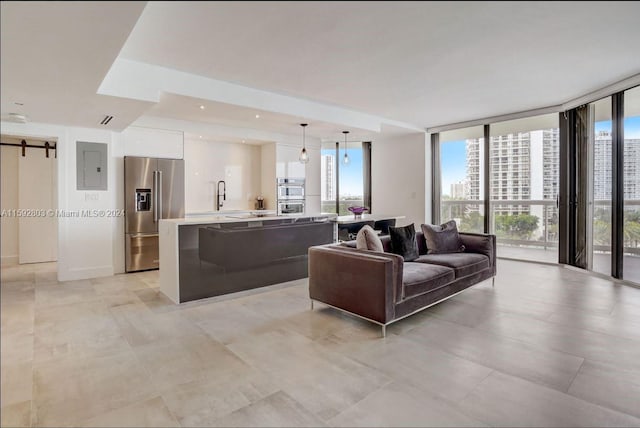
[321,147,363,197]
[319,117,640,199]
[440,116,640,196]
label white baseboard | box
[1,255,18,266]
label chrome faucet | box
[216,180,226,210]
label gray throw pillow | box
[421,220,466,254]
[389,224,419,261]
[356,225,384,252]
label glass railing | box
[621,200,640,283]
[490,200,559,263]
[591,200,612,276]
[591,200,640,283]
[441,199,640,280]
[440,201,485,234]
[441,199,557,262]
[321,199,365,216]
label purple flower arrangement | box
[348,206,369,218]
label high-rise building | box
[450,181,466,199]
[594,130,613,200]
[321,154,335,201]
[464,126,640,239]
[465,138,483,202]
[466,130,560,215]
[594,130,640,200]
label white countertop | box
[334,214,406,224]
[161,213,336,226]
[185,209,276,217]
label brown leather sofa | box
[308,230,496,336]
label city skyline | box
[441,116,640,197]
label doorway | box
[1,135,57,267]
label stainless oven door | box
[277,185,305,200]
[277,200,305,215]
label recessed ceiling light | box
[255,114,260,119]
[242,140,246,143]
[199,105,205,110]
[199,135,203,139]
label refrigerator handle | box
[153,170,158,223]
[158,170,163,220]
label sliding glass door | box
[432,85,639,285]
[588,97,613,276]
[489,114,559,263]
[623,86,640,283]
[439,126,485,233]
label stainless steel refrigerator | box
[124,156,185,272]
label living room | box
[2,2,640,427]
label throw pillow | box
[421,220,466,254]
[388,224,419,261]
[355,225,384,252]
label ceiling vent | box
[2,113,29,123]
[100,115,114,125]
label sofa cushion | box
[414,253,489,279]
[389,224,419,261]
[402,263,455,299]
[421,221,465,254]
[460,233,495,267]
[356,225,384,252]
[343,234,422,254]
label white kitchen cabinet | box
[261,142,321,213]
[276,145,306,178]
[304,147,321,196]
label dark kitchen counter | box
[159,215,335,303]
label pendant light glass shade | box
[342,130,350,165]
[299,123,309,164]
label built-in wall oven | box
[277,199,305,215]
[276,177,305,215]
[277,177,305,200]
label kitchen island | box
[159,214,335,303]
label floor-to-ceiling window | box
[432,84,639,286]
[489,114,559,263]
[321,141,368,215]
[623,86,640,283]
[588,97,613,276]
[439,126,485,233]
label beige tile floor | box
[2,260,640,427]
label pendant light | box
[299,123,309,164]
[342,130,350,165]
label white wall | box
[184,139,262,213]
[1,145,19,265]
[1,121,118,281]
[120,126,184,159]
[371,132,428,229]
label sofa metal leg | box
[310,300,314,310]
[381,325,386,338]
[492,277,495,287]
